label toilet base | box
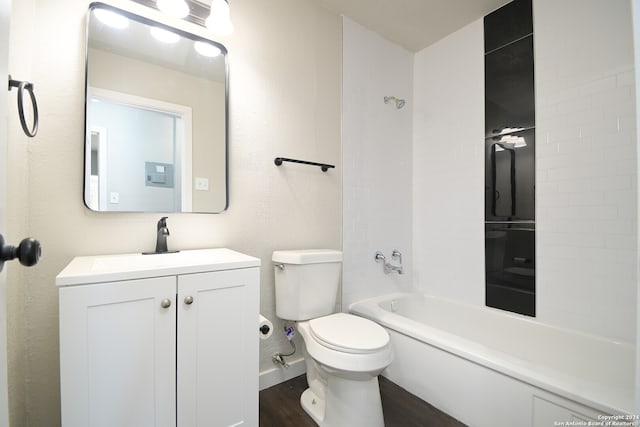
[301,388,325,425]
[300,375,385,427]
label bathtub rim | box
[348,292,635,416]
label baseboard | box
[259,357,306,391]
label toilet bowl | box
[272,250,393,427]
[297,313,392,427]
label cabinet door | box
[177,268,259,427]
[59,277,177,427]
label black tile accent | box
[485,223,535,316]
[484,0,533,53]
[484,0,536,317]
[485,129,536,221]
[485,36,535,138]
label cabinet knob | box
[160,298,172,309]
[184,296,194,305]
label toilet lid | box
[309,313,389,354]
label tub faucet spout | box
[384,263,404,275]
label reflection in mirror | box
[85,3,228,213]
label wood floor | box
[259,374,466,427]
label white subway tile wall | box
[412,20,486,306]
[535,0,636,341]
[342,18,414,309]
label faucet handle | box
[392,249,402,264]
[374,251,386,263]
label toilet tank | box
[273,249,343,321]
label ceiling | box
[313,0,511,52]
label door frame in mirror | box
[86,87,194,211]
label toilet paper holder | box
[259,314,273,340]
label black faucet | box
[142,217,178,255]
[155,217,170,253]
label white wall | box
[342,18,413,309]
[412,20,486,306]
[534,0,636,342]
[6,0,341,425]
[413,0,637,343]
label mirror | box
[84,3,228,213]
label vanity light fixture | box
[156,0,190,18]
[132,0,234,35]
[94,8,129,29]
[150,26,181,43]
[194,40,221,57]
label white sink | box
[56,248,261,286]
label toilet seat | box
[309,313,389,354]
[297,316,392,374]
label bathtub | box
[349,293,635,427]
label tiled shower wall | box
[413,0,636,342]
[534,0,636,341]
[412,20,486,306]
[342,18,414,309]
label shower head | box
[384,96,405,109]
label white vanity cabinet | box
[57,249,260,427]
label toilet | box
[273,249,392,427]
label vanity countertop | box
[56,248,261,287]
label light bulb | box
[157,0,189,19]
[205,15,234,36]
[94,9,129,29]
[209,0,230,17]
[194,41,221,57]
[206,0,234,36]
[150,26,180,44]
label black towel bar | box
[274,157,335,172]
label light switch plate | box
[195,177,209,191]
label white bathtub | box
[349,293,635,427]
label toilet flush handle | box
[274,263,285,270]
